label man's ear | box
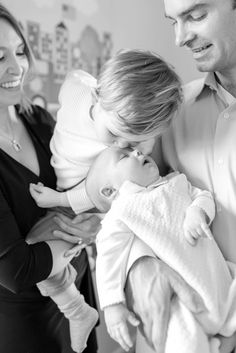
[100,186,117,199]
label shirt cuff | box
[66,184,94,214]
[191,198,216,224]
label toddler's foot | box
[70,304,98,352]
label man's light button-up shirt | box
[162,72,236,263]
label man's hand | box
[183,206,213,246]
[104,303,139,352]
[125,257,205,353]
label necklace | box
[0,107,22,152]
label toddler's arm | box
[29,182,70,208]
[104,303,139,352]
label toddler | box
[29,49,182,353]
[86,146,236,353]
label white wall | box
[4,0,201,84]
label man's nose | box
[175,22,194,47]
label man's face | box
[164,0,236,74]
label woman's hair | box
[0,3,34,114]
[97,49,182,138]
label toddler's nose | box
[114,139,129,148]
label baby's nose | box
[131,149,143,157]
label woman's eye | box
[16,44,26,56]
[0,50,4,60]
[16,51,25,56]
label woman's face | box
[0,19,29,109]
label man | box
[126,1,236,352]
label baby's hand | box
[104,303,139,352]
[29,182,62,208]
[183,206,213,246]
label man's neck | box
[215,70,236,98]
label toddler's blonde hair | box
[97,49,182,138]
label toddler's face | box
[91,102,156,153]
[105,147,160,188]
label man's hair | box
[97,49,182,138]
[233,0,236,9]
[0,3,34,114]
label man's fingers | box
[149,293,170,353]
[169,270,205,313]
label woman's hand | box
[26,211,60,244]
[52,212,101,257]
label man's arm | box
[125,254,205,353]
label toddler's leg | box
[37,264,98,353]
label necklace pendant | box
[11,139,22,152]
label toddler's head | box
[86,146,160,212]
[92,49,182,152]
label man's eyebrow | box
[165,3,207,20]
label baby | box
[28,49,182,353]
[86,146,236,353]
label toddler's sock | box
[52,284,98,352]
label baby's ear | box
[100,186,117,199]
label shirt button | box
[224,112,230,119]
[218,159,223,165]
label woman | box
[0,3,99,352]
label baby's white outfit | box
[96,172,236,353]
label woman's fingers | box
[64,243,87,257]
[53,230,82,243]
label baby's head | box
[86,146,160,212]
[92,49,182,153]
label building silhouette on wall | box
[24,19,113,113]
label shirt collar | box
[118,172,179,196]
[197,72,236,107]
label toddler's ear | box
[100,186,117,199]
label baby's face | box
[92,102,156,153]
[103,147,160,188]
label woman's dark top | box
[0,105,98,353]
